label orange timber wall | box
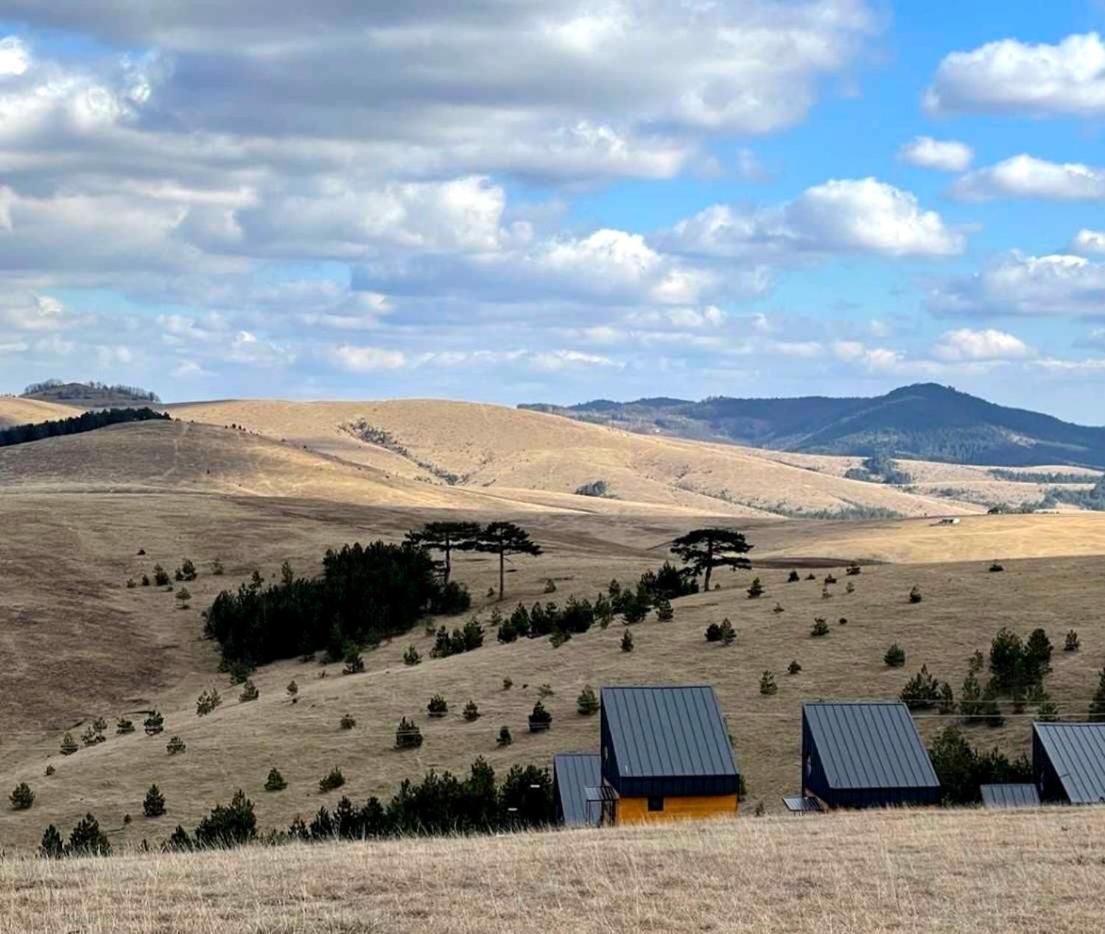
[615,794,739,824]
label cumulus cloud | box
[0,36,29,77]
[951,155,1105,202]
[1071,229,1105,256]
[898,136,973,172]
[329,345,407,373]
[668,178,964,259]
[933,328,1032,361]
[929,252,1105,318]
[925,32,1105,116]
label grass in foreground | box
[2,807,1103,933]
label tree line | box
[0,407,169,448]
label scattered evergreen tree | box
[166,735,186,755]
[193,790,257,849]
[164,825,193,852]
[395,718,423,749]
[116,717,135,735]
[959,670,983,718]
[126,578,137,589]
[1065,630,1080,652]
[196,688,222,716]
[1037,693,1061,722]
[1023,628,1053,684]
[497,725,512,747]
[989,562,1005,573]
[463,701,480,722]
[576,685,599,715]
[340,713,356,730]
[427,694,448,717]
[472,522,542,601]
[705,622,722,642]
[141,574,150,587]
[10,782,34,810]
[174,587,192,608]
[980,684,1004,727]
[153,564,170,587]
[67,814,111,857]
[670,528,752,592]
[655,597,674,621]
[319,767,345,793]
[143,711,164,735]
[810,617,830,637]
[928,726,1032,805]
[342,649,365,675]
[44,765,55,777]
[212,558,225,576]
[405,521,481,585]
[81,718,106,747]
[143,784,166,818]
[265,768,288,792]
[238,679,259,703]
[620,630,634,653]
[746,577,764,599]
[286,680,298,700]
[884,644,906,667]
[938,682,956,715]
[403,645,422,666]
[39,824,64,859]
[720,619,736,646]
[59,732,78,756]
[787,570,800,583]
[1089,668,1105,722]
[178,559,197,582]
[1012,683,1027,714]
[899,665,942,709]
[908,585,922,604]
[967,651,985,674]
[528,701,552,732]
[845,581,855,594]
[759,671,778,696]
[988,628,1025,692]
[502,678,513,691]
[846,563,861,576]
[787,660,802,675]
[824,574,837,585]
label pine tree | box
[620,630,634,653]
[318,767,345,793]
[116,717,135,735]
[810,617,829,637]
[938,682,956,715]
[264,767,288,791]
[497,725,513,747]
[908,585,922,604]
[670,528,753,592]
[166,735,186,755]
[655,597,674,621]
[884,644,906,667]
[39,824,64,859]
[59,732,78,756]
[340,713,356,730]
[1089,668,1105,722]
[9,782,34,810]
[528,701,552,732]
[286,680,298,700]
[463,701,480,722]
[787,660,802,675]
[427,694,448,717]
[787,570,800,583]
[404,521,481,585]
[403,645,422,666]
[144,711,164,735]
[342,649,365,675]
[1065,630,1080,652]
[1037,693,1061,722]
[67,814,111,857]
[238,679,259,703]
[195,688,222,716]
[747,578,764,599]
[576,684,600,715]
[759,671,778,696]
[395,717,423,749]
[980,684,1004,727]
[472,522,542,601]
[959,671,983,717]
[143,784,166,818]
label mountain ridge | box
[520,383,1105,469]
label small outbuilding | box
[801,702,940,809]
[599,685,741,824]
[980,783,1041,809]
[1032,721,1105,804]
[553,753,602,827]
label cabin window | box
[647,796,664,812]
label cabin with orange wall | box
[598,685,741,825]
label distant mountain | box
[521,384,1105,469]
[21,379,160,405]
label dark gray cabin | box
[1033,722,1105,804]
[553,753,602,827]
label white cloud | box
[0,292,70,332]
[929,252,1105,318]
[1071,229,1105,256]
[925,32,1105,117]
[669,178,964,258]
[330,345,407,373]
[933,328,1032,361]
[898,136,973,172]
[0,36,29,77]
[951,155,1105,202]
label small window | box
[647,796,664,812]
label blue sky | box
[2,2,1105,421]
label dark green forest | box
[0,407,169,448]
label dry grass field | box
[3,807,1104,933]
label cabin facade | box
[1033,722,1105,804]
[801,702,940,809]
[599,685,741,825]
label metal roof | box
[601,686,739,780]
[553,753,601,827]
[782,795,823,813]
[1034,722,1105,804]
[980,784,1041,809]
[803,702,939,791]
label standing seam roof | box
[1034,722,1105,804]
[601,686,738,778]
[980,784,1041,808]
[554,753,602,826]
[804,702,939,790]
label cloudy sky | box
[2,2,1105,420]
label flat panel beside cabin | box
[801,702,940,809]
[1033,722,1105,804]
[553,753,602,827]
[599,685,740,825]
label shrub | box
[989,562,1004,573]
[395,718,423,749]
[543,578,557,594]
[824,574,837,585]
[140,574,150,586]
[403,645,422,666]
[1065,630,1080,652]
[342,649,365,675]
[928,726,1032,805]
[747,578,764,599]
[845,582,855,594]
[537,684,555,699]
[806,573,817,581]
[166,736,186,755]
[212,558,225,576]
[153,565,170,586]
[884,644,906,667]
[810,617,829,638]
[787,570,800,583]
[620,630,634,653]
[319,767,345,793]
[787,660,802,675]
[759,672,778,696]
[846,563,861,576]
[45,765,55,777]
[502,678,513,691]
[196,688,222,716]
[340,713,356,730]
[773,602,785,614]
[10,782,34,810]
[463,701,480,722]
[143,784,166,818]
[549,630,571,648]
[705,622,722,642]
[655,597,674,621]
[908,585,922,604]
[576,685,599,715]
[238,679,259,703]
[178,559,197,582]
[286,680,298,700]
[59,732,78,756]
[528,701,552,732]
[116,717,135,735]
[899,665,942,709]
[143,711,164,735]
[265,768,288,792]
[126,578,137,589]
[427,694,448,717]
[193,790,257,849]
[66,814,111,857]
[497,725,513,747]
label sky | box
[2,2,1105,422]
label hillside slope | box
[524,383,1105,468]
[0,396,80,428]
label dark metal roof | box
[1034,722,1105,804]
[803,702,939,791]
[601,686,739,780]
[980,784,1041,809]
[782,795,823,813]
[553,753,601,827]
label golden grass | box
[2,807,1104,933]
[0,396,80,428]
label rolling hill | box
[523,383,1105,469]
